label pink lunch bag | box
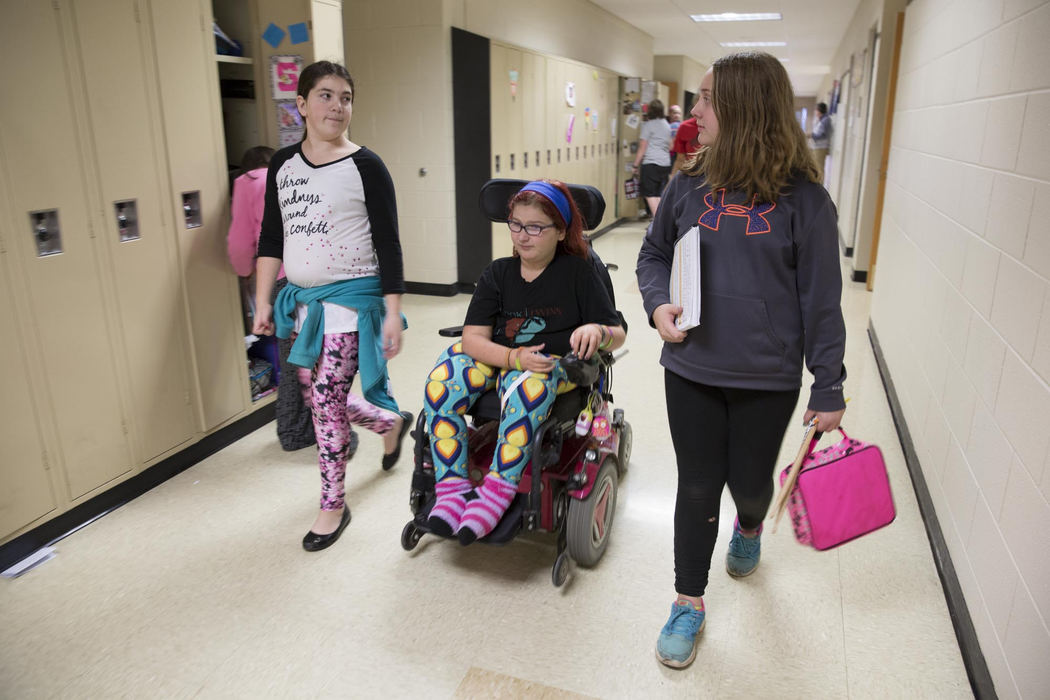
[778,428,896,550]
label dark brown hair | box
[647,99,665,120]
[296,61,355,139]
[240,146,274,176]
[683,51,820,202]
[507,180,588,259]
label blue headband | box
[519,181,572,228]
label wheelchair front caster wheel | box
[552,552,571,587]
[616,421,632,477]
[401,522,423,551]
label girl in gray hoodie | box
[637,51,847,669]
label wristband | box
[514,349,523,372]
[599,325,613,350]
[505,346,512,368]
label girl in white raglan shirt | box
[253,62,412,552]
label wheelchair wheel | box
[552,552,571,587]
[401,522,423,551]
[566,459,617,567]
[617,421,632,477]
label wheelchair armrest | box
[438,325,464,337]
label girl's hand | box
[652,303,686,343]
[382,312,403,359]
[253,303,275,336]
[515,344,555,373]
[803,408,846,433]
[569,323,603,359]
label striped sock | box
[426,476,473,537]
[457,473,519,545]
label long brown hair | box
[683,51,820,202]
[508,180,588,259]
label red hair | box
[508,180,588,259]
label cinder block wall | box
[870,0,1050,696]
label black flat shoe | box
[381,411,414,471]
[301,507,351,552]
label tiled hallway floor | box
[1,222,972,698]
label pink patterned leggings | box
[298,332,398,511]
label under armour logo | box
[698,189,776,235]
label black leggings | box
[665,370,799,597]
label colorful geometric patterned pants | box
[423,343,571,485]
[299,332,398,511]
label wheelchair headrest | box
[478,179,606,231]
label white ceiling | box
[588,0,864,96]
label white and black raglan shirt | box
[257,144,405,333]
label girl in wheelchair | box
[422,180,625,544]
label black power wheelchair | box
[399,179,633,587]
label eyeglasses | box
[507,220,556,236]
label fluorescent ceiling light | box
[720,41,787,47]
[691,12,782,22]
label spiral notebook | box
[670,226,701,331]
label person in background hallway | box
[636,52,847,669]
[669,114,701,179]
[253,61,413,552]
[668,104,683,147]
[810,101,832,183]
[227,145,328,452]
[633,99,672,218]
[421,180,625,544]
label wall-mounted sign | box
[271,55,303,101]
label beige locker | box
[150,0,248,430]
[0,254,57,536]
[0,3,134,500]
[71,0,197,461]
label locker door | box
[0,3,132,499]
[71,0,196,460]
[149,0,247,430]
[0,256,57,539]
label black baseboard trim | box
[405,281,460,297]
[851,269,868,283]
[0,403,277,573]
[867,322,997,700]
[844,245,854,257]
[586,218,626,242]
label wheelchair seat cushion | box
[469,386,584,426]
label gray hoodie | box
[636,173,846,411]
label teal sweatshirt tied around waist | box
[273,276,405,414]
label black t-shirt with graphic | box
[464,252,620,356]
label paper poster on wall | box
[271,55,303,100]
[566,114,575,143]
[276,100,304,145]
[288,22,309,44]
[641,80,656,105]
[509,70,519,98]
[625,114,640,129]
[624,77,640,94]
[565,81,576,107]
[590,110,599,131]
[261,22,285,48]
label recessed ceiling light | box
[720,41,787,47]
[690,12,782,22]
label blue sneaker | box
[656,600,706,668]
[726,519,762,577]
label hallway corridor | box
[0,221,973,698]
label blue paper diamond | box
[261,23,285,49]
[288,22,309,45]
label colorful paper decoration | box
[288,22,309,44]
[261,23,285,49]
